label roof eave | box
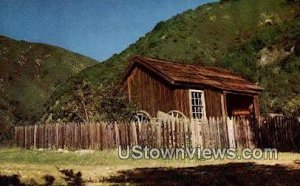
[134,56,176,84]
[173,80,263,94]
[119,56,176,85]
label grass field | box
[0,148,300,185]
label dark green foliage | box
[0,80,15,145]
[99,85,136,121]
[153,21,165,31]
[0,36,97,126]
[0,121,14,146]
[286,0,300,4]
[216,18,300,115]
[43,80,135,123]
[260,55,300,115]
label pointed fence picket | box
[14,116,300,152]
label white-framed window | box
[189,89,206,119]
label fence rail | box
[14,116,300,152]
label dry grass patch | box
[0,148,299,185]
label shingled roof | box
[122,56,263,94]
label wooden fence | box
[253,116,300,152]
[14,116,300,151]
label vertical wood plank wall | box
[125,65,226,118]
[124,64,261,120]
[126,65,186,116]
[173,89,189,116]
[204,89,223,117]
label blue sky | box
[0,0,215,61]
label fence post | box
[33,125,37,149]
[190,119,195,148]
[55,123,58,149]
[222,116,228,148]
[115,122,120,148]
[216,117,221,148]
[211,117,217,148]
[14,127,17,147]
[171,118,175,148]
[201,117,207,148]
[131,121,138,146]
[24,126,27,149]
[227,117,236,149]
[194,119,199,148]
[156,119,161,148]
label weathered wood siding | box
[204,89,223,117]
[253,95,260,118]
[125,65,175,116]
[124,65,226,118]
[173,89,190,116]
[123,64,260,118]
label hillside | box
[47,0,300,122]
[75,0,298,81]
[0,36,98,125]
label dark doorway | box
[226,93,254,117]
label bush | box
[0,122,14,146]
[43,80,136,123]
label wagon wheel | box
[132,110,151,124]
[167,110,187,120]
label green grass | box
[1,148,122,166]
[0,148,300,185]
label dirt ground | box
[0,148,300,185]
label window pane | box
[190,90,204,119]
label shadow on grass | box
[103,162,300,185]
[59,168,84,186]
[0,174,26,186]
[0,168,83,186]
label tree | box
[0,79,15,145]
[286,0,300,2]
[98,85,136,121]
[295,38,300,57]
[43,80,135,123]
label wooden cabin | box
[120,56,263,119]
